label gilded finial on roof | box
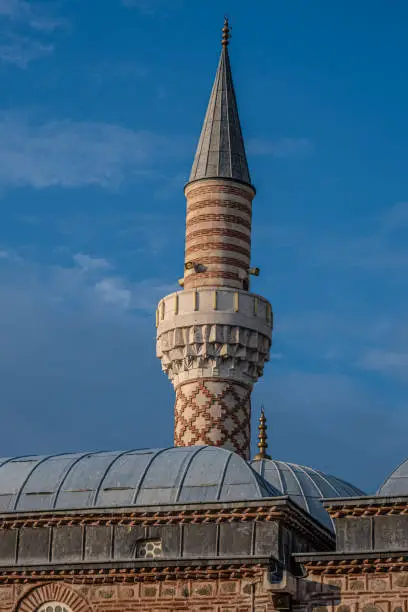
[253,406,271,460]
[222,16,231,47]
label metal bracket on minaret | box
[156,19,273,460]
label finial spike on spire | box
[253,405,271,460]
[222,16,231,47]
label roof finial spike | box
[222,16,231,47]
[253,405,271,461]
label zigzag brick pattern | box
[174,379,251,459]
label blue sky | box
[0,0,407,493]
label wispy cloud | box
[74,253,112,272]
[310,201,408,273]
[0,0,67,68]
[122,0,184,15]
[0,112,171,189]
[358,348,408,376]
[0,246,176,455]
[95,278,132,309]
[0,248,175,317]
[258,200,408,386]
[247,137,313,157]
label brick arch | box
[15,583,92,612]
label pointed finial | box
[222,16,231,47]
[253,406,271,460]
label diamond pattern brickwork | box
[174,378,251,459]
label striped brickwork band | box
[183,180,255,290]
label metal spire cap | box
[222,16,231,47]
[188,16,252,187]
[253,406,271,460]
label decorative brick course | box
[3,573,278,612]
[185,241,251,258]
[186,213,252,230]
[186,227,251,244]
[16,583,91,612]
[185,183,255,200]
[189,256,249,267]
[184,270,242,289]
[187,198,252,216]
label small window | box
[38,604,72,612]
[137,539,162,559]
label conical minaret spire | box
[189,17,251,186]
[156,20,273,459]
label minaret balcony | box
[156,287,272,388]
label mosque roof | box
[0,446,280,513]
[377,458,408,497]
[188,18,252,187]
[250,458,365,531]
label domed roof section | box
[250,459,365,531]
[0,446,280,513]
[378,458,408,496]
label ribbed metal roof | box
[188,43,251,186]
[378,458,408,497]
[0,446,280,513]
[250,459,365,531]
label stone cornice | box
[295,551,408,575]
[0,499,334,550]
[324,496,408,519]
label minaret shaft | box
[184,179,254,290]
[156,20,273,459]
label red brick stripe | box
[187,199,251,216]
[189,255,248,268]
[184,270,239,281]
[186,213,251,230]
[185,242,250,257]
[187,184,253,199]
[175,377,251,391]
[186,227,250,243]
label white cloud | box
[0,249,177,318]
[247,137,313,157]
[74,253,112,272]
[0,35,53,67]
[95,278,132,310]
[121,0,183,14]
[0,0,66,67]
[0,113,168,189]
[358,348,408,375]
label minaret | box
[156,19,273,459]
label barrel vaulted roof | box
[0,446,280,513]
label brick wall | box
[296,571,408,612]
[7,575,279,611]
